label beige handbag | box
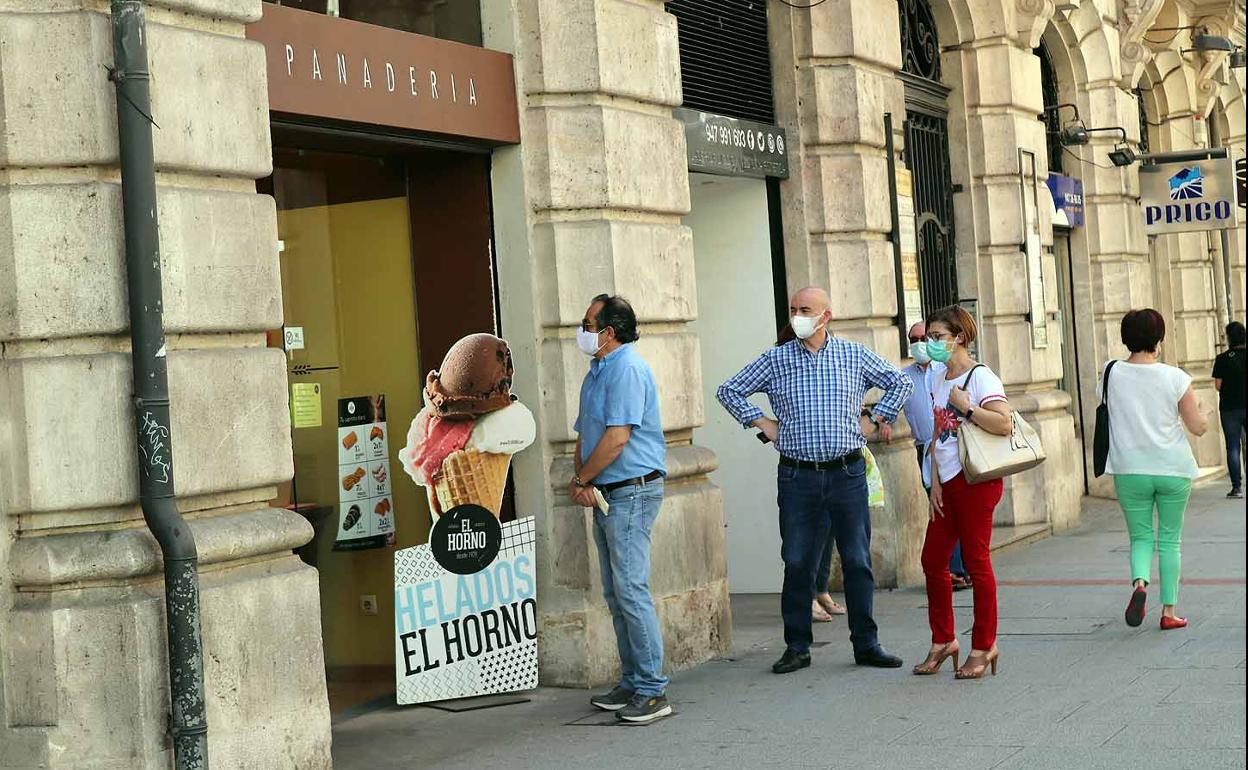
[956,366,1046,484]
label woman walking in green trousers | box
[1099,309,1210,630]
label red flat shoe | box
[1160,615,1188,630]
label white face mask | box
[909,340,932,365]
[790,313,823,340]
[576,327,607,356]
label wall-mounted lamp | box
[1188,33,1235,53]
[1108,144,1137,167]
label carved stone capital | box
[1118,0,1165,86]
[1016,0,1056,49]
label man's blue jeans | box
[592,478,668,696]
[1222,409,1246,490]
[779,459,880,655]
[815,447,964,592]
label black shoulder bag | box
[1092,360,1118,478]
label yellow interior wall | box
[279,195,435,672]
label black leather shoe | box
[772,649,811,674]
[854,647,904,668]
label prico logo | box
[1168,166,1204,200]
[1145,163,1232,227]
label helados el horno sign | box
[1139,158,1239,235]
[393,333,539,704]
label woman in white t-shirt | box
[1099,309,1208,631]
[911,306,1014,681]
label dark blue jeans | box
[1222,409,1246,490]
[778,458,880,655]
[815,448,965,588]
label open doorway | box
[262,142,500,714]
[687,173,784,593]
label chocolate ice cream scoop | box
[424,333,517,419]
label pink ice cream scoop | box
[400,410,474,486]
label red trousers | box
[922,472,1004,650]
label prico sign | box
[1139,158,1239,235]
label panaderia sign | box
[1139,158,1239,235]
[247,5,519,145]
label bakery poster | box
[394,333,539,704]
[334,394,395,551]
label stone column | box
[483,0,730,687]
[768,0,931,587]
[950,31,1083,528]
[0,2,330,768]
[1075,76,1156,496]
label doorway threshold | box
[990,523,1051,555]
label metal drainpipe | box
[109,2,209,767]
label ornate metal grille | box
[1037,43,1064,175]
[898,0,941,82]
[1134,89,1151,154]
[904,112,959,315]
[898,0,958,314]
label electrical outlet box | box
[360,595,378,616]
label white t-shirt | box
[1097,360,1198,479]
[929,362,1008,484]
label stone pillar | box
[0,3,330,768]
[1076,78,1155,496]
[768,0,931,587]
[956,34,1082,527]
[482,0,730,687]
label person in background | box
[718,287,912,674]
[912,306,1014,680]
[904,322,972,592]
[1102,309,1209,631]
[570,294,672,723]
[1213,320,1246,499]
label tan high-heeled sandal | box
[955,646,1000,680]
[912,641,960,675]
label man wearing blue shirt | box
[570,294,671,723]
[718,287,912,673]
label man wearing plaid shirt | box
[717,287,913,674]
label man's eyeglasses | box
[907,337,923,344]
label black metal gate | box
[898,0,958,315]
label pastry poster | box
[334,394,395,551]
[393,333,539,704]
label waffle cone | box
[432,449,511,517]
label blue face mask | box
[908,340,932,364]
[926,338,954,363]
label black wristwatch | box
[573,475,589,488]
[963,407,975,423]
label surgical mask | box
[909,340,932,365]
[576,327,607,356]
[926,338,954,363]
[790,314,822,340]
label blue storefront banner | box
[1046,173,1084,228]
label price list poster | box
[334,394,396,550]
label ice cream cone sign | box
[398,334,536,519]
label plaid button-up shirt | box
[716,336,913,462]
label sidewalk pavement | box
[332,486,1246,770]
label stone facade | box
[482,0,732,688]
[0,1,330,768]
[0,0,1243,765]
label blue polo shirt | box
[574,343,666,484]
